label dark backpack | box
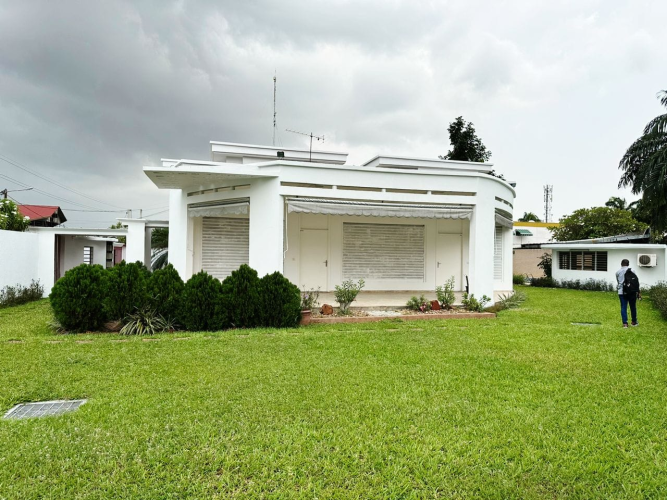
[623,268,640,294]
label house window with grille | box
[494,225,503,280]
[83,246,93,265]
[557,251,607,271]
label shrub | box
[406,295,432,312]
[648,281,667,320]
[559,279,614,292]
[530,276,558,288]
[436,276,456,309]
[0,199,30,232]
[513,274,526,285]
[180,271,226,331]
[537,252,552,278]
[221,264,261,328]
[146,264,184,322]
[103,261,149,321]
[334,279,365,313]
[50,264,107,332]
[300,287,320,311]
[495,291,526,311]
[259,272,301,328]
[461,292,491,312]
[0,280,44,308]
[120,307,170,335]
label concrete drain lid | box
[3,399,87,420]
[571,322,601,326]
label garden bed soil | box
[310,311,496,324]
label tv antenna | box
[285,129,324,162]
[543,184,553,223]
[272,73,277,146]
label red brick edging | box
[309,312,496,324]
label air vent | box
[637,254,657,267]
[277,151,285,158]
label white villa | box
[143,141,516,300]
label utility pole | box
[0,189,7,199]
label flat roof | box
[543,243,667,250]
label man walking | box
[616,258,639,328]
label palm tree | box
[518,211,541,222]
[618,90,667,232]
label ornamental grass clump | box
[146,264,184,322]
[259,272,301,328]
[180,271,226,331]
[120,307,170,336]
[334,279,365,313]
[103,261,149,322]
[221,264,261,328]
[49,264,108,332]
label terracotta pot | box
[300,310,312,326]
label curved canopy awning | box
[286,198,472,219]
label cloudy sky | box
[1,0,665,227]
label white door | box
[436,233,462,291]
[300,229,328,290]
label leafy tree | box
[550,207,648,241]
[151,228,168,249]
[109,221,126,244]
[604,196,639,211]
[518,211,541,222]
[0,199,30,232]
[439,116,492,163]
[618,90,667,234]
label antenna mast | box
[285,129,324,162]
[544,185,553,223]
[272,73,277,146]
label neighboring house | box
[543,239,667,288]
[512,221,559,277]
[143,141,517,299]
[18,205,67,227]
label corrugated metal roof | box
[18,205,59,220]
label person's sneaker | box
[631,322,639,327]
[623,323,629,328]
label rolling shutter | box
[342,223,425,280]
[494,225,503,280]
[201,217,249,280]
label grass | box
[1,287,666,498]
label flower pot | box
[300,310,312,326]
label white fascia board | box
[542,243,667,250]
[29,227,128,236]
[210,141,348,164]
[362,155,494,172]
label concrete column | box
[167,189,189,279]
[248,178,284,277]
[467,201,496,300]
[119,219,148,266]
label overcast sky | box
[1,0,665,227]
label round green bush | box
[50,264,108,332]
[258,272,301,328]
[180,271,226,331]
[103,261,149,321]
[147,264,184,322]
[221,264,260,328]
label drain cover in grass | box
[571,322,601,326]
[3,399,87,420]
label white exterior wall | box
[60,236,108,271]
[0,229,55,296]
[513,225,555,248]
[549,245,667,289]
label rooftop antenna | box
[543,184,553,223]
[272,72,277,146]
[285,129,324,162]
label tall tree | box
[439,116,492,163]
[518,211,541,222]
[618,90,667,233]
[605,196,639,211]
[550,207,647,241]
[0,199,30,232]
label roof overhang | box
[543,243,667,250]
[144,161,278,189]
[210,141,348,165]
[29,227,128,236]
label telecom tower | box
[544,185,553,223]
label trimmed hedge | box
[259,272,301,328]
[530,277,614,292]
[222,264,260,328]
[147,264,184,322]
[180,271,226,331]
[103,261,149,321]
[648,282,667,320]
[50,264,107,332]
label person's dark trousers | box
[619,293,638,325]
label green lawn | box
[1,287,666,499]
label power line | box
[0,172,101,210]
[0,153,125,210]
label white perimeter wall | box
[0,229,55,296]
[60,236,108,271]
[552,247,667,288]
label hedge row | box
[49,262,300,332]
[530,277,615,292]
[648,282,667,320]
